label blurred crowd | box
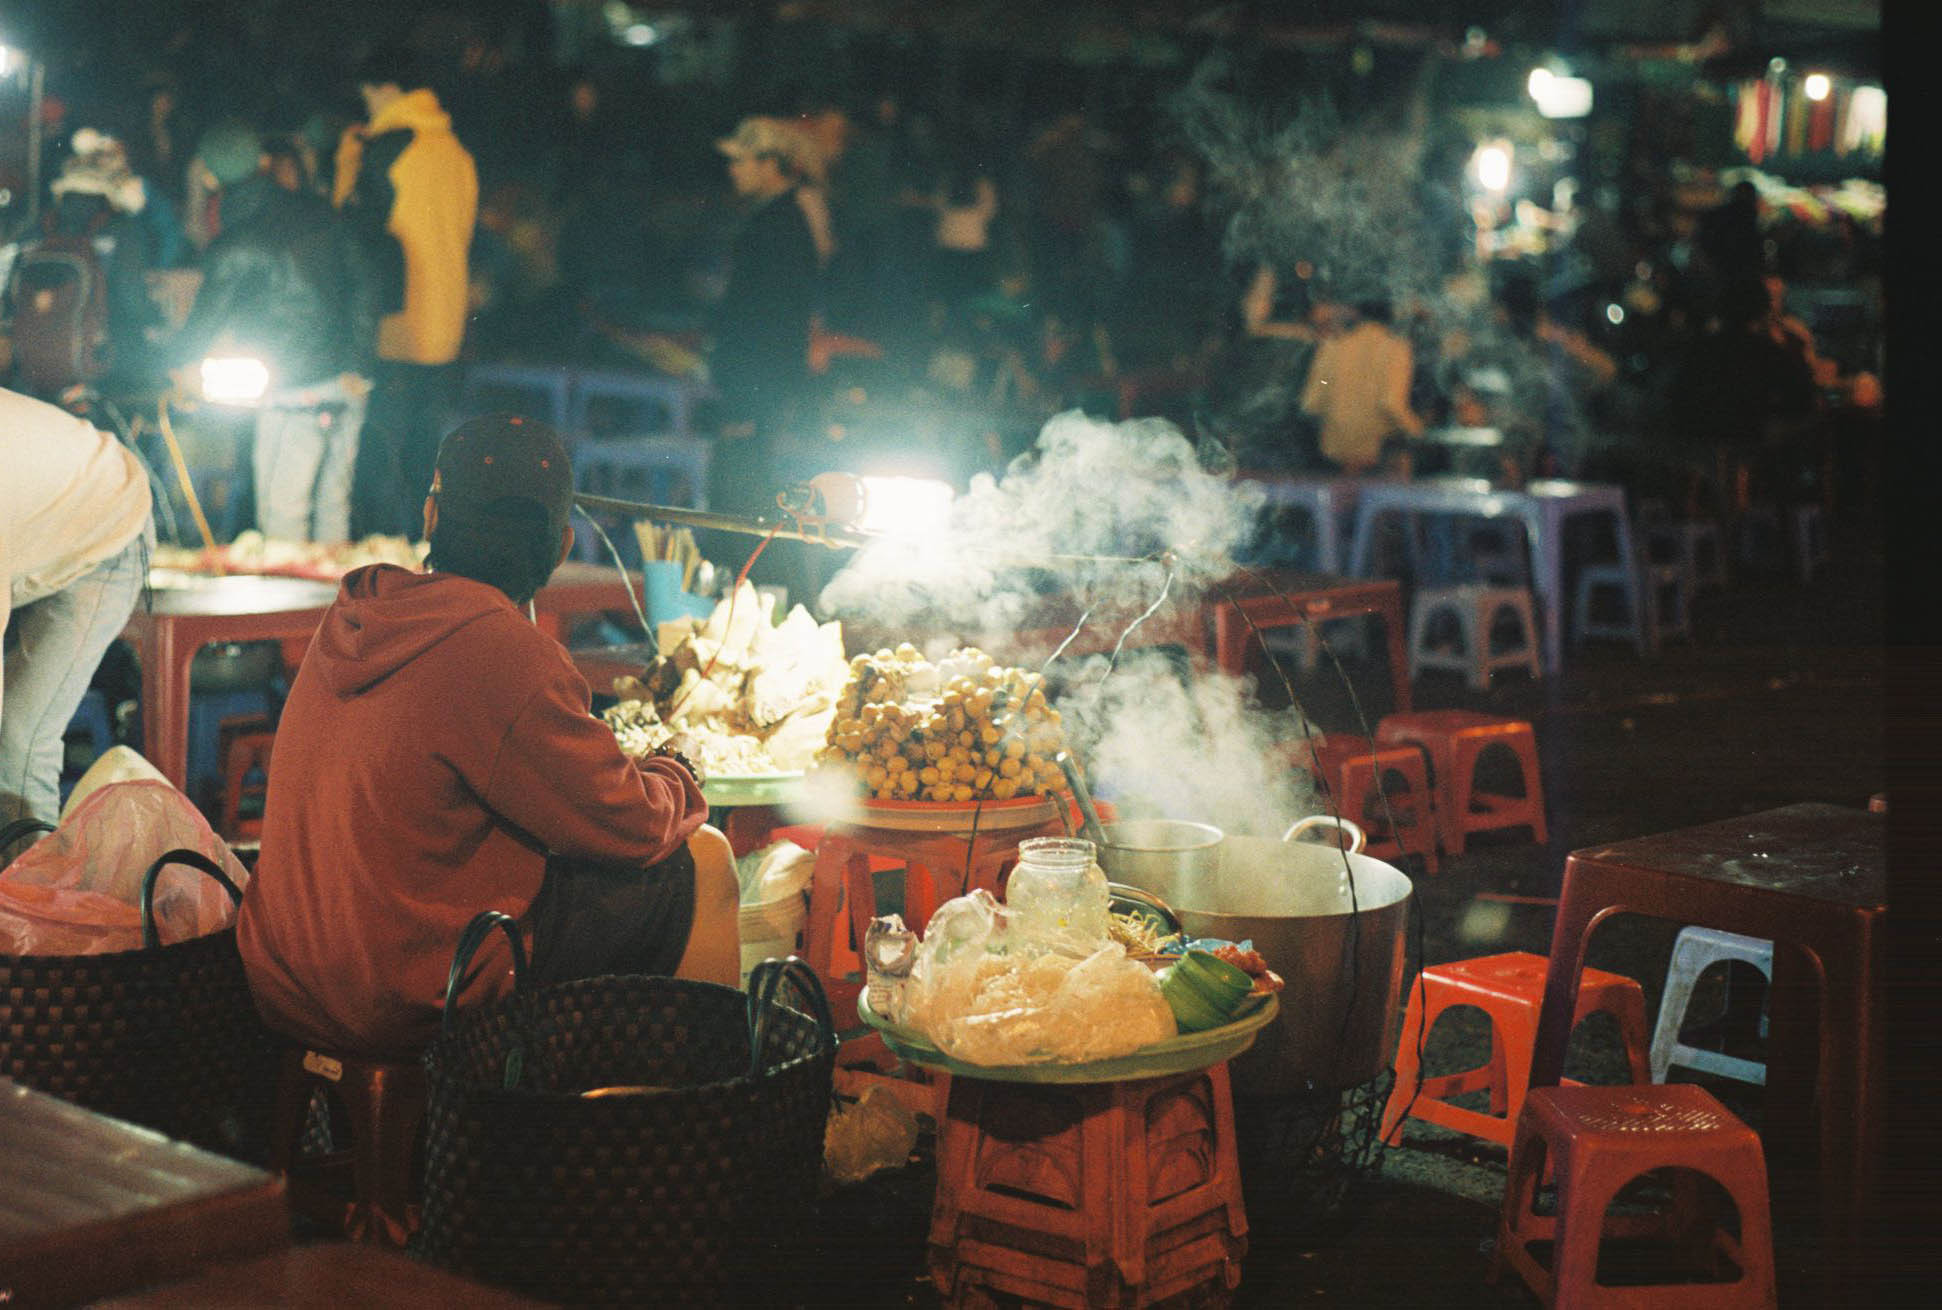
[1,15,1886,546]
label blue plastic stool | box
[186,689,276,818]
[1649,925,1773,1086]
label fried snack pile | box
[603,584,847,775]
[817,645,1066,802]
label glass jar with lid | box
[1004,837,1111,951]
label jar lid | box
[1017,836,1096,868]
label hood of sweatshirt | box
[370,87,454,138]
[311,564,504,698]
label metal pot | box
[1097,819,1225,908]
[1118,816,1413,1093]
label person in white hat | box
[706,117,820,525]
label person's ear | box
[557,524,575,568]
[422,496,438,544]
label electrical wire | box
[572,505,654,643]
[1218,563,1432,1126]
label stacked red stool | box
[1288,734,1439,872]
[1380,952,1651,1148]
[1375,710,1548,855]
[1494,1083,1777,1306]
[928,1062,1249,1308]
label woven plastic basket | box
[0,846,280,1160]
[418,911,836,1307]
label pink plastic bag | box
[0,780,251,955]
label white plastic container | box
[738,890,808,986]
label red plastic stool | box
[1381,951,1651,1148]
[266,1046,428,1248]
[1290,734,1439,872]
[1375,710,1548,854]
[928,1063,1248,1308]
[1494,1083,1777,1307]
[219,725,277,842]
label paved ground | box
[789,514,1887,1308]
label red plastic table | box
[531,560,650,646]
[1529,803,1884,1272]
[0,1078,291,1306]
[124,575,338,794]
[1211,572,1411,715]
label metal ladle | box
[1055,751,1110,848]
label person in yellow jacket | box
[336,46,478,537]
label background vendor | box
[238,413,738,1058]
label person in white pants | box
[0,387,153,835]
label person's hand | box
[649,744,705,790]
[339,372,374,401]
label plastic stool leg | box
[1380,989,1432,1145]
[1651,939,1706,1083]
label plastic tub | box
[738,890,808,985]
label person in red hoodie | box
[238,413,736,1057]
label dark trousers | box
[526,844,698,985]
[352,361,461,538]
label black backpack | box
[5,233,111,396]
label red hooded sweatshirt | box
[237,564,705,1055]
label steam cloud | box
[819,410,1263,644]
[1172,53,1594,465]
[1057,653,1319,839]
[817,410,1319,835]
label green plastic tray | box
[857,989,1278,1084]
[701,772,804,808]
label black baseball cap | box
[429,413,574,545]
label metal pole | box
[571,492,875,551]
[570,491,1164,567]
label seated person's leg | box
[673,825,741,988]
[527,824,742,988]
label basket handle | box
[140,847,245,950]
[745,956,836,1078]
[441,909,529,1037]
[0,818,57,870]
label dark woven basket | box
[0,847,281,1160]
[418,911,836,1307]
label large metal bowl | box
[1097,819,1224,908]
[1111,817,1412,1093]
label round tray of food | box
[701,771,805,808]
[857,989,1278,1084]
[850,792,1067,833]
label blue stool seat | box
[568,370,707,441]
[460,363,572,429]
[1650,925,1772,1086]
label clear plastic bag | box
[902,891,1175,1066]
[822,1084,920,1185]
[0,778,249,955]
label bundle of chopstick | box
[634,520,706,592]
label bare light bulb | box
[199,356,271,405]
[1475,145,1512,194]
